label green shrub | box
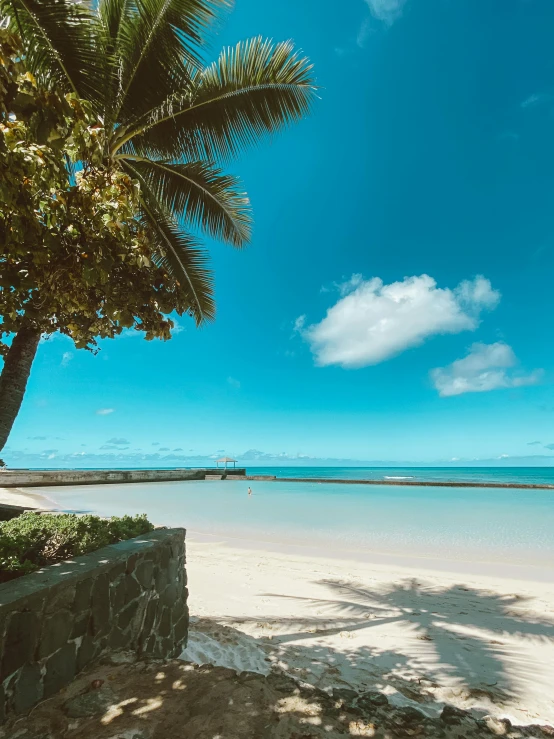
[0,512,154,583]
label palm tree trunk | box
[0,325,41,453]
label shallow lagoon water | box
[40,479,554,568]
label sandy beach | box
[184,537,554,728]
[0,485,55,511]
[2,485,553,727]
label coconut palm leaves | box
[1,0,316,324]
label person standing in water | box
[248,486,252,496]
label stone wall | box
[0,468,246,487]
[0,528,188,721]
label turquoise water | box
[41,477,554,568]
[249,466,554,485]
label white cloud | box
[293,315,306,333]
[61,352,73,367]
[431,342,541,397]
[365,0,408,25]
[302,274,500,368]
[521,92,552,109]
[96,408,115,415]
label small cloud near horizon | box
[159,447,170,451]
[543,443,554,450]
[527,441,542,446]
[431,342,541,397]
[152,442,160,446]
[106,437,129,445]
[28,436,47,441]
[173,447,183,451]
[96,408,114,415]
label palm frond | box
[107,0,229,125]
[1,0,106,102]
[120,158,251,246]
[113,36,317,159]
[124,160,215,323]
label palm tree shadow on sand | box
[226,578,554,710]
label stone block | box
[125,554,139,574]
[76,636,97,673]
[90,574,110,636]
[118,600,139,631]
[70,612,90,640]
[110,578,126,612]
[1,611,40,679]
[43,643,76,699]
[158,608,171,638]
[155,567,168,592]
[160,583,177,608]
[108,627,132,651]
[38,609,73,659]
[45,585,75,615]
[134,559,154,589]
[124,574,142,604]
[14,663,43,715]
[174,614,188,646]
[73,578,93,613]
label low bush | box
[0,512,154,582]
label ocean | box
[37,467,554,570]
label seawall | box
[0,468,246,488]
[276,477,554,490]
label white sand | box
[0,486,55,510]
[184,537,554,727]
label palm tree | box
[0,0,316,452]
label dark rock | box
[64,684,118,718]
[171,598,186,624]
[441,705,468,725]
[158,608,171,638]
[45,585,75,615]
[110,577,126,612]
[332,688,358,705]
[108,627,131,651]
[70,613,90,640]
[358,690,389,711]
[109,561,127,581]
[124,575,142,604]
[43,643,76,698]
[174,614,188,646]
[77,636,97,673]
[126,554,139,574]
[14,663,43,714]
[393,706,425,725]
[1,611,40,679]
[144,598,158,633]
[160,583,177,608]
[155,568,168,592]
[135,559,154,589]
[0,683,5,724]
[38,609,73,659]
[160,546,170,569]
[118,600,140,631]
[91,574,110,636]
[73,578,93,613]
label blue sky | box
[5,0,554,468]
